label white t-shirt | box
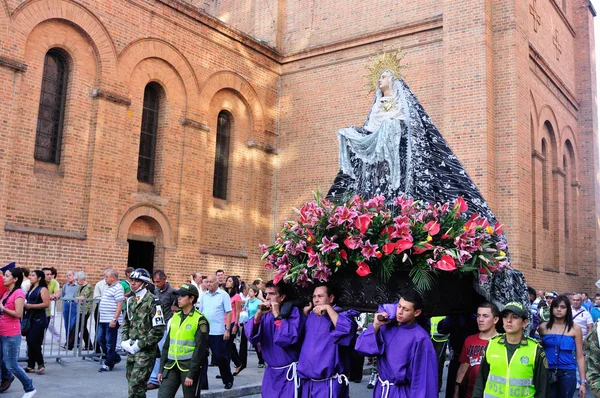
[572,307,593,336]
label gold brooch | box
[364,50,407,94]
[381,98,397,112]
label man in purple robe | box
[355,290,438,398]
[244,280,303,397]
[298,284,359,398]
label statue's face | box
[378,73,393,93]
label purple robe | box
[298,307,359,398]
[245,306,303,398]
[355,311,438,398]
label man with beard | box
[298,284,358,398]
[244,280,303,397]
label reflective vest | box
[483,335,537,398]
[165,310,201,372]
[430,316,449,342]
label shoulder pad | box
[152,302,166,327]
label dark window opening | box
[34,50,68,164]
[137,84,160,184]
[127,240,155,274]
[213,111,231,200]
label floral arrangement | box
[261,193,508,291]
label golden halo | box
[364,50,407,93]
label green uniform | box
[584,321,600,396]
[472,334,549,398]
[158,309,209,398]
[122,291,166,398]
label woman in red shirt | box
[0,268,36,397]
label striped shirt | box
[99,282,124,323]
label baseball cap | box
[175,283,199,298]
[545,291,558,298]
[500,302,528,319]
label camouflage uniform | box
[584,320,600,396]
[122,291,166,398]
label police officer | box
[472,302,549,398]
[121,269,166,398]
[157,283,209,398]
[430,315,449,392]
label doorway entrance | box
[127,240,155,274]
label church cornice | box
[0,55,27,73]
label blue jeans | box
[63,300,77,338]
[148,328,168,384]
[0,335,34,392]
[97,322,121,368]
[549,368,576,398]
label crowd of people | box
[1,264,600,398]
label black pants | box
[228,332,241,368]
[158,367,201,398]
[349,335,365,382]
[239,325,248,368]
[26,316,48,368]
[207,335,233,385]
[68,312,90,350]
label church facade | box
[0,0,597,293]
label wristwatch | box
[581,379,587,385]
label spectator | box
[20,268,31,294]
[225,276,243,376]
[23,270,50,374]
[455,302,499,398]
[147,270,178,390]
[253,279,266,302]
[199,275,233,390]
[97,269,124,372]
[190,272,202,290]
[584,318,600,395]
[61,270,79,345]
[539,291,558,323]
[571,293,593,337]
[539,295,587,398]
[42,267,61,345]
[590,293,600,322]
[239,285,262,369]
[0,268,36,397]
[67,271,93,350]
[215,270,226,289]
[582,293,593,312]
[528,285,541,337]
[93,268,110,355]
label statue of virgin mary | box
[327,52,529,308]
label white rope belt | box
[378,377,392,398]
[271,361,299,398]
[310,373,349,398]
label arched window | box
[34,50,68,164]
[541,139,549,229]
[137,84,160,184]
[213,111,231,200]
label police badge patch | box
[520,356,529,365]
[152,304,166,327]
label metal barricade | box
[19,298,103,365]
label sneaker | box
[98,365,112,372]
[258,363,265,368]
[21,390,36,398]
[367,372,377,389]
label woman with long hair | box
[23,270,49,374]
[0,268,37,397]
[225,275,243,375]
[538,295,587,398]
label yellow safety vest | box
[430,316,449,343]
[483,335,537,398]
[165,310,201,372]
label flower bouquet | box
[261,193,507,292]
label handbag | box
[239,302,249,324]
[21,313,32,336]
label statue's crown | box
[364,50,407,93]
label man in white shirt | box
[572,293,594,336]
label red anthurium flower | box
[424,221,440,236]
[382,243,396,255]
[339,249,348,261]
[494,223,503,235]
[454,196,468,214]
[354,214,372,234]
[356,262,371,277]
[413,243,433,255]
[394,240,413,254]
[380,226,395,238]
[434,255,457,271]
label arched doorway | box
[126,216,164,273]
